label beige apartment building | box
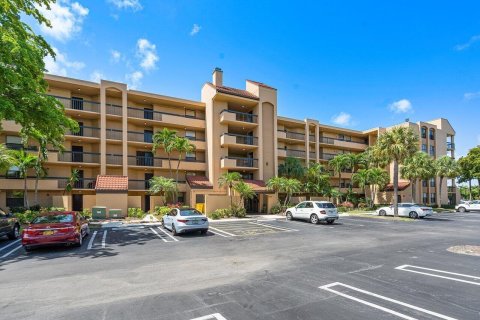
[0,69,458,214]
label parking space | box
[209,220,298,237]
[0,238,22,258]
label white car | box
[162,208,209,235]
[286,201,339,224]
[376,203,433,219]
[456,200,480,212]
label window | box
[421,127,427,139]
[422,193,428,204]
[177,192,185,204]
[185,171,197,176]
[71,96,84,110]
[422,144,427,153]
[429,128,435,140]
[430,178,436,187]
[195,194,205,203]
[6,166,21,179]
[430,145,435,156]
[6,191,24,208]
[6,136,23,150]
[185,130,196,140]
[305,202,314,208]
[186,152,196,161]
[169,209,177,216]
[32,214,74,224]
[185,109,196,118]
[338,134,345,141]
[296,202,306,208]
[430,193,436,204]
[422,180,428,187]
[144,108,153,120]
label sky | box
[26,0,480,157]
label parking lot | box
[0,212,479,319]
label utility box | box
[109,209,125,219]
[92,206,107,219]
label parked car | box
[286,201,339,224]
[21,211,89,251]
[376,203,433,219]
[456,200,480,212]
[0,208,20,240]
[162,208,209,235]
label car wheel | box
[200,229,208,235]
[286,211,293,220]
[171,224,178,236]
[161,218,165,227]
[310,214,319,224]
[7,224,20,240]
[85,226,90,237]
[409,211,418,219]
[458,207,466,213]
[379,210,386,216]
[326,220,335,225]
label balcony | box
[447,142,455,151]
[221,133,258,148]
[57,151,100,164]
[128,131,153,143]
[5,143,38,152]
[106,154,123,165]
[106,103,122,116]
[320,137,368,150]
[52,95,100,113]
[221,157,258,169]
[57,178,96,190]
[129,179,187,191]
[277,130,305,141]
[127,107,162,121]
[220,110,258,127]
[128,156,162,167]
[67,126,100,139]
[309,134,315,142]
[309,152,316,159]
[106,129,123,140]
[320,153,336,161]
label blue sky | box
[28,0,480,157]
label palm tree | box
[329,153,351,201]
[434,156,459,208]
[149,176,177,205]
[374,127,418,217]
[366,167,389,207]
[282,178,302,207]
[278,157,305,179]
[325,187,342,204]
[304,163,330,196]
[173,137,195,187]
[12,150,38,208]
[34,140,49,205]
[352,169,370,206]
[64,169,80,195]
[0,144,14,173]
[458,157,474,200]
[218,172,242,207]
[152,128,177,178]
[400,152,434,203]
[233,181,255,208]
[267,176,285,205]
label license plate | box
[192,220,199,225]
[43,230,55,236]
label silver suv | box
[286,201,339,224]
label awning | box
[95,175,128,193]
[186,176,213,189]
[384,180,411,192]
[244,179,274,194]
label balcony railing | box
[224,133,258,146]
[57,178,96,189]
[128,156,162,167]
[320,137,368,145]
[285,131,305,140]
[321,153,336,161]
[5,143,38,151]
[52,95,100,113]
[447,142,455,150]
[128,131,153,143]
[127,107,163,121]
[57,151,100,163]
[309,152,316,159]
[106,129,122,140]
[185,136,205,142]
[225,157,258,168]
[309,135,315,141]
[220,110,257,123]
[129,179,186,190]
[286,149,306,158]
[106,154,123,165]
[67,126,100,138]
[106,103,122,116]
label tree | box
[233,181,255,208]
[374,127,418,217]
[12,150,37,207]
[64,169,79,196]
[329,153,352,200]
[281,178,302,207]
[400,152,434,203]
[325,187,342,204]
[149,176,176,205]
[1,0,78,144]
[218,172,242,208]
[152,128,177,178]
[173,136,195,188]
[33,139,48,205]
[458,157,475,200]
[304,163,330,196]
[434,156,458,207]
[366,168,389,207]
[0,144,14,172]
[352,169,370,206]
[267,176,285,204]
[278,157,305,179]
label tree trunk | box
[175,154,182,202]
[468,180,472,200]
[411,180,415,203]
[393,159,399,218]
[338,173,342,203]
[35,175,39,205]
[437,177,444,208]
[24,176,29,208]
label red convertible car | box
[22,211,90,251]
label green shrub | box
[14,210,39,225]
[154,206,171,218]
[210,211,223,220]
[230,205,246,218]
[270,204,282,214]
[9,207,28,214]
[127,208,146,219]
[357,202,368,209]
[337,207,348,213]
[82,208,92,219]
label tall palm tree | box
[173,137,195,187]
[434,156,459,207]
[458,157,474,200]
[278,157,305,179]
[12,150,38,208]
[374,127,418,217]
[218,172,242,207]
[282,178,302,207]
[304,163,330,196]
[367,167,390,207]
[267,176,285,204]
[233,181,255,208]
[329,153,352,201]
[64,169,80,195]
[149,176,176,205]
[352,169,370,206]
[400,152,434,203]
[34,140,49,205]
[152,128,177,178]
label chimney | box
[212,67,223,86]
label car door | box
[293,202,306,219]
[303,202,315,220]
[163,210,174,229]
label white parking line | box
[395,265,480,286]
[208,229,231,238]
[249,221,298,232]
[157,226,179,242]
[87,231,97,250]
[208,226,236,237]
[101,230,107,248]
[0,239,20,252]
[1,244,23,258]
[190,313,227,320]
[319,282,457,320]
[150,227,168,242]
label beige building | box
[0,69,458,214]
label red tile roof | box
[212,84,259,100]
[186,176,213,189]
[244,179,274,194]
[246,80,277,90]
[95,175,129,192]
[384,181,411,192]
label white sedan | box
[456,200,480,212]
[286,201,339,224]
[376,203,433,219]
[162,208,209,235]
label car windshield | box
[316,202,335,208]
[179,209,202,216]
[32,214,73,224]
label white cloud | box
[190,24,201,36]
[90,71,104,83]
[111,50,122,62]
[332,112,352,126]
[455,35,480,51]
[388,99,412,113]
[464,91,480,100]
[38,0,89,42]
[136,38,158,71]
[44,47,85,76]
[108,0,142,11]
[126,71,143,89]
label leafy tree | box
[329,153,352,201]
[218,172,242,207]
[64,169,79,196]
[173,137,195,186]
[152,128,177,177]
[12,150,37,207]
[267,176,285,204]
[434,156,458,207]
[278,157,305,179]
[304,163,330,196]
[352,169,370,206]
[400,152,434,203]
[324,187,342,204]
[281,178,302,207]
[0,144,14,172]
[1,0,78,144]
[233,181,255,208]
[148,176,176,205]
[366,167,389,207]
[374,127,418,217]
[458,156,475,200]
[33,138,48,205]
